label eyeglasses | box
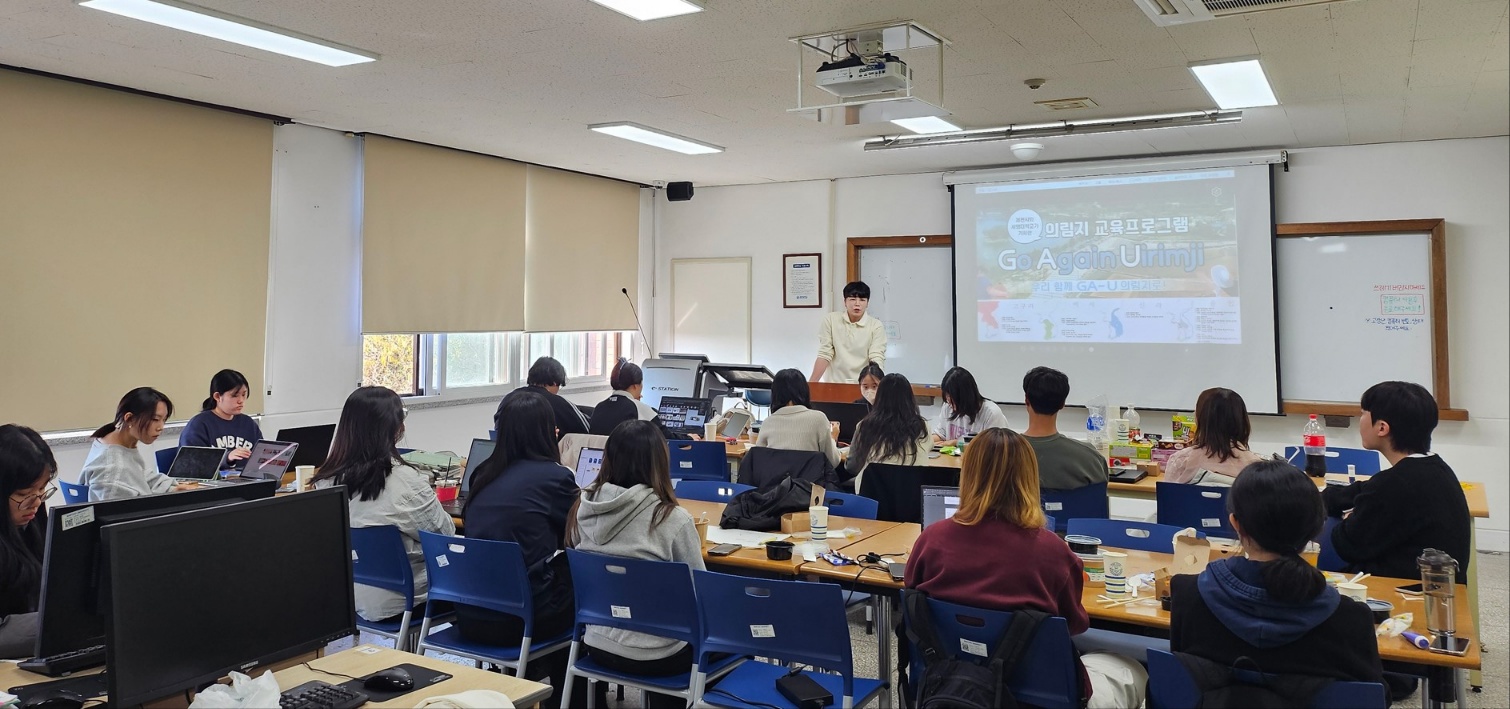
[10,484,57,507]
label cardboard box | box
[1108,443,1152,467]
[778,484,825,534]
[1171,414,1197,443]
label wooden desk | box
[682,499,902,575]
[276,645,552,708]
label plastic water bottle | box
[1124,405,1141,441]
[1302,414,1327,477]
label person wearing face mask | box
[590,359,698,440]
[80,387,197,501]
[854,362,884,410]
[179,369,263,469]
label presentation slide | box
[953,163,1281,413]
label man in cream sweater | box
[811,281,887,384]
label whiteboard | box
[1276,232,1434,403]
[859,245,954,386]
[670,258,751,362]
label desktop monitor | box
[461,437,495,498]
[810,401,869,445]
[641,358,704,409]
[276,424,337,468]
[921,486,960,529]
[34,481,278,658]
[101,488,356,707]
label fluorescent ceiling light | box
[586,0,704,21]
[76,0,377,67]
[590,122,723,155]
[864,110,1242,151]
[1189,58,1277,109]
[891,116,962,134]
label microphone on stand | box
[622,288,653,358]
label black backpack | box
[718,476,812,531]
[1175,652,1335,708]
[901,589,1047,709]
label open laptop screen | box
[461,438,495,498]
[657,397,713,434]
[167,447,227,480]
[575,447,605,489]
[921,485,960,529]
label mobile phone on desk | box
[1396,583,1424,596]
[708,543,742,557]
[888,562,906,583]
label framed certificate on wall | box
[783,253,822,309]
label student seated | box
[753,368,841,468]
[501,356,591,441]
[80,388,195,501]
[0,425,56,659]
[855,362,884,410]
[310,387,454,624]
[847,373,931,491]
[905,428,1146,708]
[1171,460,1383,696]
[178,369,262,469]
[1163,388,1263,485]
[1021,367,1108,490]
[569,420,705,708]
[1323,381,1470,583]
[590,359,695,440]
[931,366,1010,445]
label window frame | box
[362,330,634,403]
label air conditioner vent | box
[1135,0,1348,26]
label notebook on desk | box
[165,446,227,482]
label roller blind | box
[361,136,526,333]
[524,165,641,332]
[0,69,272,432]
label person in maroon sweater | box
[904,427,1146,708]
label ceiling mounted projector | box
[1011,142,1044,160]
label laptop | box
[921,485,961,529]
[575,447,605,489]
[810,401,869,445]
[276,424,337,469]
[165,446,228,482]
[657,397,714,436]
[219,440,299,483]
[442,438,495,516]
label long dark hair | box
[203,369,251,411]
[572,420,677,542]
[849,374,926,467]
[1192,387,1252,462]
[92,387,174,439]
[610,358,643,391]
[467,391,560,515]
[856,362,885,387]
[941,367,987,422]
[0,424,56,614]
[310,387,406,502]
[770,369,811,412]
[1228,459,1327,603]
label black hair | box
[1360,381,1437,454]
[202,369,251,412]
[770,369,811,412]
[842,281,871,300]
[92,387,174,439]
[310,387,406,502]
[610,358,644,392]
[581,420,677,533]
[527,356,569,388]
[467,391,560,516]
[849,374,927,468]
[1022,366,1070,415]
[940,367,988,422]
[857,362,885,387]
[0,424,57,615]
[1228,459,1327,603]
[1192,388,1252,463]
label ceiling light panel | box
[1189,58,1278,109]
[77,0,377,66]
[890,116,961,134]
[586,0,704,21]
[589,122,723,155]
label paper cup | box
[1338,582,1368,603]
[809,505,829,542]
[693,517,709,545]
[294,465,314,491]
[704,422,719,441]
[1102,550,1127,580]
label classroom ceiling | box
[1,0,1506,186]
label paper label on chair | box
[351,550,359,561]
[61,506,95,531]
[750,625,775,638]
[680,461,693,469]
[1044,502,1063,511]
[960,639,988,657]
[436,554,450,568]
[611,605,632,619]
[1201,518,1220,528]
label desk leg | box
[878,593,893,709]
[1469,526,1482,690]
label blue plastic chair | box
[1283,446,1383,476]
[694,570,885,709]
[59,480,88,505]
[561,550,745,706]
[349,525,427,652]
[902,596,1082,709]
[415,532,571,676]
[155,447,178,473]
[823,490,879,521]
[1156,482,1237,539]
[1146,649,1386,708]
[1039,482,1109,533]
[669,440,730,482]
[675,480,753,503]
[1316,516,1347,572]
[1066,519,1206,554]
[744,389,772,423]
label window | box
[526,332,633,381]
[361,331,631,399]
[362,334,421,396]
[443,333,513,388]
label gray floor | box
[333,551,1507,708]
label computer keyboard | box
[18,644,106,677]
[279,680,369,709]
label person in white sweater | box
[753,369,841,468]
[80,387,195,501]
[932,366,1011,445]
[848,373,933,491]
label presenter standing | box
[811,281,888,383]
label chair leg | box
[866,600,875,635]
[516,635,532,678]
[561,643,580,709]
[585,679,596,709]
[414,616,434,657]
[395,611,412,652]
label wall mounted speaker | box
[666,181,694,201]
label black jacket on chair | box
[858,463,962,524]
[737,447,839,490]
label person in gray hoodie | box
[569,419,705,709]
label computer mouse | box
[363,666,415,692]
[19,689,87,709]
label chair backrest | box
[349,525,416,607]
[744,389,772,407]
[1146,650,1386,709]
[674,480,753,503]
[566,550,701,646]
[419,531,535,620]
[559,433,609,471]
[668,440,730,482]
[59,480,89,505]
[1156,483,1236,539]
[693,570,856,698]
[736,447,837,489]
[905,596,1081,709]
[823,490,879,520]
[1315,515,1347,572]
[1066,518,1204,554]
[1039,482,1109,533]
[154,447,178,473]
[1282,446,1382,476]
[858,463,962,523]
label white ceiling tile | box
[1414,0,1508,41]
[1284,100,1350,145]
[1165,22,1260,63]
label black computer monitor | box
[656,396,714,435]
[34,481,278,658]
[276,423,337,468]
[460,437,495,498]
[100,488,356,707]
[810,401,869,445]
